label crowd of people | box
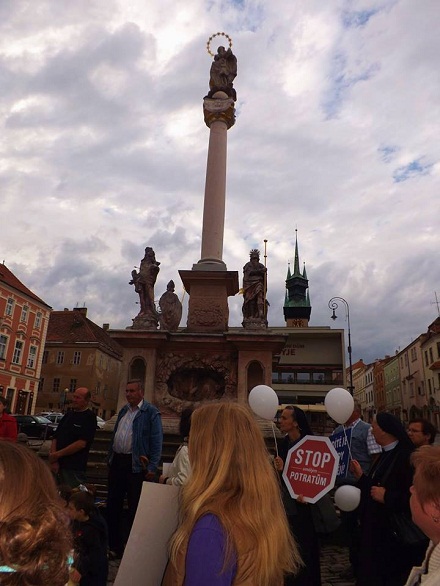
[1,383,440,585]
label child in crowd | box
[68,491,109,586]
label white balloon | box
[248,385,279,420]
[334,485,361,512]
[324,387,354,424]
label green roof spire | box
[293,229,301,276]
[283,230,311,323]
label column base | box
[192,258,227,271]
[179,270,239,332]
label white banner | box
[114,482,180,586]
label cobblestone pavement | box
[107,559,119,585]
[320,543,355,586]
[107,542,355,585]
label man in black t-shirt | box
[49,387,97,488]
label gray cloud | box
[1,0,439,368]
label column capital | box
[203,95,235,129]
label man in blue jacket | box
[107,380,163,558]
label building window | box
[42,350,49,364]
[56,351,65,365]
[39,378,44,392]
[20,305,28,323]
[53,378,61,393]
[69,379,77,393]
[0,335,7,360]
[12,341,23,364]
[428,379,432,394]
[35,312,42,329]
[73,351,81,365]
[425,351,429,367]
[281,372,294,383]
[429,348,434,364]
[5,298,14,317]
[27,345,37,368]
[296,372,311,384]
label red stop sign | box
[282,435,339,503]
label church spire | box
[293,230,301,276]
[283,231,311,327]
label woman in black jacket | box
[351,412,427,586]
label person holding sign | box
[334,402,382,580]
[162,402,301,586]
[274,406,321,586]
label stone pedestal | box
[242,316,268,330]
[179,270,239,332]
[131,314,159,330]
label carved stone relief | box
[155,351,237,414]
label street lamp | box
[60,388,69,413]
[328,297,353,395]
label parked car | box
[37,412,64,426]
[12,414,57,439]
[40,412,105,429]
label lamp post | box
[60,388,69,413]
[328,296,353,395]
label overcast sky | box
[1,0,439,364]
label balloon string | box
[271,422,279,458]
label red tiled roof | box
[0,263,51,308]
[46,309,123,359]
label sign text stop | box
[282,435,339,503]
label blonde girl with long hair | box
[162,402,301,585]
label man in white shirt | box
[107,380,163,559]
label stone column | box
[194,91,235,271]
[180,77,238,332]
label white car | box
[37,412,64,426]
[39,412,105,429]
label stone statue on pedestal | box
[242,249,268,329]
[208,46,237,100]
[159,280,182,331]
[130,247,160,329]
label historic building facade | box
[0,263,51,414]
[37,308,123,419]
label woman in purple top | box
[162,402,302,586]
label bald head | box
[72,387,90,411]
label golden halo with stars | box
[206,32,233,57]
